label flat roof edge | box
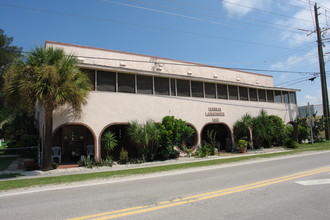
[45,41,273,78]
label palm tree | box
[2,47,91,170]
[102,131,118,157]
[127,120,160,161]
[233,113,254,149]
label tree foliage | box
[0,29,22,74]
[3,46,91,169]
[127,120,160,161]
[101,131,118,156]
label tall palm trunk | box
[248,127,254,150]
[42,107,53,170]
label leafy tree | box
[312,115,328,142]
[101,131,118,157]
[157,116,195,159]
[158,116,195,148]
[3,47,91,170]
[0,29,22,74]
[252,110,274,148]
[0,29,22,127]
[294,117,310,143]
[268,115,286,146]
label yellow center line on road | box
[68,166,330,220]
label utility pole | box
[314,3,330,140]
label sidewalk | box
[0,148,288,180]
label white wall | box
[53,92,297,158]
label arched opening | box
[185,124,198,150]
[53,124,95,163]
[201,123,232,152]
[100,124,138,161]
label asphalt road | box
[1,151,330,220]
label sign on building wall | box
[205,107,225,122]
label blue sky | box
[1,0,329,106]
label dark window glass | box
[154,77,169,95]
[205,83,216,99]
[191,81,204,98]
[228,85,238,100]
[137,75,152,94]
[217,84,228,99]
[239,87,248,101]
[177,79,190,97]
[282,91,289,103]
[97,70,116,92]
[275,91,282,103]
[118,73,135,93]
[170,79,176,96]
[258,89,266,102]
[289,92,296,104]
[249,88,257,101]
[81,69,95,90]
[267,90,274,102]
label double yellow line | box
[68,166,330,220]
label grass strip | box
[0,142,330,191]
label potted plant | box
[237,139,249,153]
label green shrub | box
[285,139,298,149]
[237,139,249,149]
[129,157,146,164]
[119,148,129,164]
[194,143,215,158]
[158,116,195,159]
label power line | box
[0,2,310,51]
[275,75,317,87]
[111,0,306,34]
[272,0,311,11]
[163,0,310,31]
[21,51,320,75]
[221,0,316,23]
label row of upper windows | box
[81,69,297,104]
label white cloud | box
[221,0,272,16]
[303,93,322,105]
[277,0,330,46]
[270,48,319,70]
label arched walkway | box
[53,124,95,163]
[186,124,198,150]
[100,124,138,160]
[201,123,232,151]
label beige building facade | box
[39,41,298,163]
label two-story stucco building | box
[38,41,299,163]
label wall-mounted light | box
[213,74,218,78]
[120,62,126,67]
[256,80,260,84]
[236,77,240,81]
[156,63,163,71]
[187,71,192,75]
[77,57,84,63]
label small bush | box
[78,156,114,168]
[119,148,129,164]
[237,139,249,149]
[285,139,298,149]
[130,157,146,164]
[194,143,215,158]
[52,162,59,169]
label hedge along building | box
[38,41,299,163]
